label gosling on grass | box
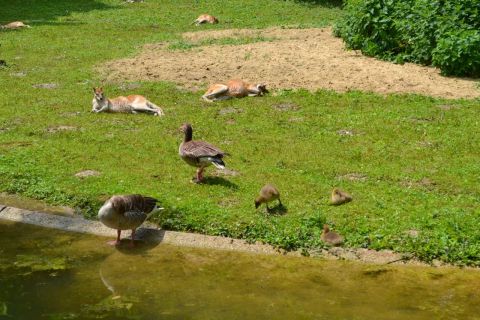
[321,224,344,246]
[98,194,163,247]
[255,184,282,211]
[330,188,352,206]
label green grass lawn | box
[1,0,479,265]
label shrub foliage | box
[334,0,480,77]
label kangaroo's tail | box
[146,101,165,116]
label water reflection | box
[0,221,479,320]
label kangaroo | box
[193,14,218,26]
[91,87,164,116]
[202,79,268,102]
[1,21,31,30]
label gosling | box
[321,224,344,246]
[330,188,352,206]
[255,184,282,211]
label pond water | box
[0,220,479,320]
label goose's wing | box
[181,140,225,158]
[121,194,158,213]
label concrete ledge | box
[1,205,456,267]
[0,206,280,255]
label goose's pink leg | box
[107,229,121,246]
[130,229,136,247]
[193,168,204,183]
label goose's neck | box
[184,127,193,142]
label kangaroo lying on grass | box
[1,21,31,30]
[193,14,218,26]
[202,79,268,102]
[92,87,164,116]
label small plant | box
[334,0,480,77]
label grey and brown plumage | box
[1,21,31,30]
[321,224,344,246]
[98,194,161,246]
[255,184,282,210]
[193,14,219,26]
[179,123,227,183]
[330,188,352,206]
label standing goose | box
[98,194,161,247]
[179,123,227,183]
[321,224,344,246]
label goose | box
[1,21,31,30]
[193,14,219,26]
[255,184,282,210]
[179,123,227,183]
[202,79,268,102]
[98,194,162,246]
[330,188,352,206]
[321,224,344,246]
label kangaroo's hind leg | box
[202,84,229,102]
[131,103,160,115]
[145,101,165,116]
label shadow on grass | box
[0,0,116,25]
[266,204,288,216]
[292,0,344,8]
[202,176,239,189]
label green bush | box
[334,0,480,77]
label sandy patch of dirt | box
[46,125,78,133]
[74,170,101,178]
[101,27,480,99]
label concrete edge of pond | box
[0,205,462,268]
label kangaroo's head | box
[92,87,106,112]
[93,87,105,101]
[249,83,268,95]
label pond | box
[0,220,479,320]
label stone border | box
[0,205,463,267]
[0,206,281,255]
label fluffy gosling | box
[330,188,352,206]
[255,184,282,211]
[321,224,344,246]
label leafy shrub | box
[334,0,480,77]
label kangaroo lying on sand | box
[202,79,268,102]
[92,87,164,116]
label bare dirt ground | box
[101,27,480,99]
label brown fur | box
[194,14,219,25]
[203,79,268,102]
[92,87,164,116]
[1,21,31,29]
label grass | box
[1,0,479,266]
[168,36,277,51]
